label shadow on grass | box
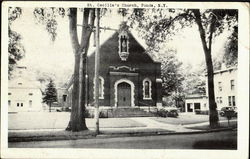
[192,140,237,149]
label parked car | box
[219,106,237,117]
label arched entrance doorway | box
[114,79,135,107]
[117,82,131,106]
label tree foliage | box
[223,26,238,67]
[33,7,66,41]
[127,8,238,128]
[8,7,25,78]
[182,64,206,95]
[157,49,184,96]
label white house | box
[208,67,237,110]
[185,66,237,113]
[8,67,43,112]
[185,94,208,113]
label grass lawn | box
[187,120,237,130]
[151,114,209,125]
[8,112,146,130]
[151,113,231,125]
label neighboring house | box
[8,67,43,112]
[67,24,162,109]
[184,66,237,113]
[184,94,208,113]
[207,67,237,110]
[56,87,68,110]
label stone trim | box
[110,72,138,76]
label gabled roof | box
[9,77,41,89]
[88,30,156,63]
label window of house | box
[218,82,222,91]
[29,93,33,96]
[29,100,32,107]
[8,93,11,95]
[63,95,67,102]
[228,96,232,106]
[217,97,223,104]
[231,80,235,90]
[204,103,207,108]
[232,96,236,106]
[220,97,223,104]
[21,103,23,107]
[18,83,22,85]
[17,103,19,107]
[143,78,152,99]
[8,100,11,107]
[216,97,220,103]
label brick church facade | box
[67,25,162,108]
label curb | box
[8,127,236,142]
[96,127,236,139]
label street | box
[9,130,237,149]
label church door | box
[117,82,131,107]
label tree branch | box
[158,12,190,30]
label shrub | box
[195,110,209,115]
[156,109,168,117]
[155,108,178,118]
[167,110,178,117]
[99,110,109,118]
[84,109,94,118]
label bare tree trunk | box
[193,9,219,128]
[66,8,95,132]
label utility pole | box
[94,8,100,134]
[78,49,85,124]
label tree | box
[156,49,184,96]
[8,7,25,79]
[32,8,97,131]
[42,79,58,112]
[182,64,206,95]
[127,8,237,128]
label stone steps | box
[111,107,155,118]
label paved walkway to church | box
[129,117,195,132]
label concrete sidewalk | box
[8,117,237,142]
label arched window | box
[94,76,104,99]
[143,78,152,99]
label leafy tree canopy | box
[8,7,25,78]
[223,26,238,67]
[156,49,184,96]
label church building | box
[68,24,162,109]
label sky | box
[11,8,231,85]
